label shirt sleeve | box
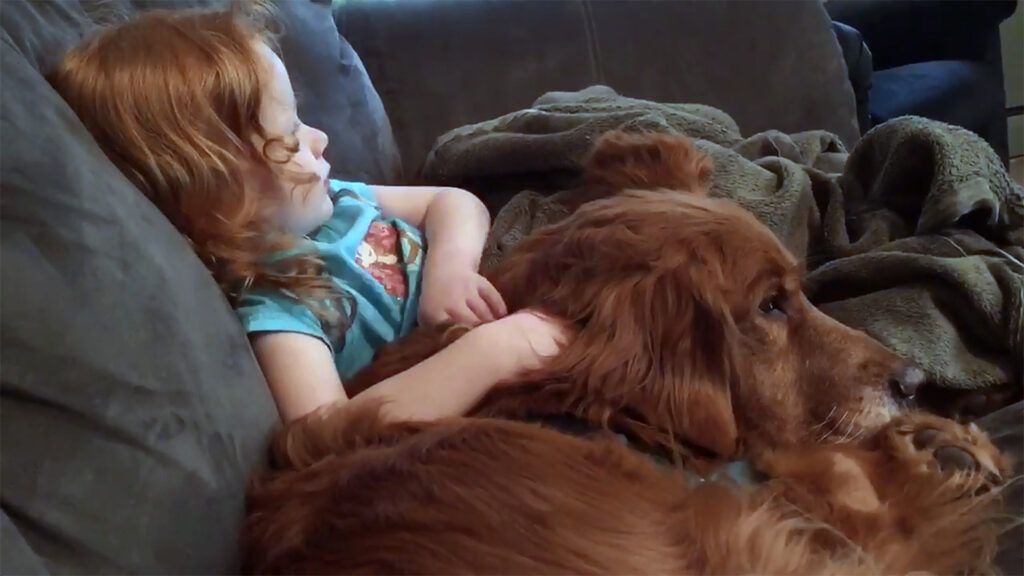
[234,289,334,354]
[330,179,377,205]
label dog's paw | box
[880,413,1009,490]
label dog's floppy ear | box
[583,131,713,195]
[656,265,740,459]
[493,205,740,460]
[559,258,740,460]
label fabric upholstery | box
[0,0,396,572]
[337,0,861,178]
[869,60,1006,158]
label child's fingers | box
[418,308,448,327]
[465,295,495,324]
[448,302,486,327]
[477,279,508,319]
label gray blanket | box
[422,86,1024,403]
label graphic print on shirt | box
[356,221,407,298]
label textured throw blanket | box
[422,86,1024,402]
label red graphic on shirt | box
[355,221,408,298]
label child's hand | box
[478,310,572,384]
[419,264,507,327]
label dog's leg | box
[754,446,890,549]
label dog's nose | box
[889,365,926,398]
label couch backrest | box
[338,0,861,177]
[0,0,395,572]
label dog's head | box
[487,133,917,460]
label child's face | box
[251,41,332,236]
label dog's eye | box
[759,293,787,318]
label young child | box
[51,5,565,423]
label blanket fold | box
[422,86,1024,397]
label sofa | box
[826,0,1018,165]
[1,1,1019,574]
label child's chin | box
[289,196,334,235]
[318,192,334,219]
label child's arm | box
[253,311,565,423]
[373,186,506,326]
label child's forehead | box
[253,40,296,113]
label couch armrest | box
[825,0,1018,70]
[832,22,872,134]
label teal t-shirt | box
[236,180,424,380]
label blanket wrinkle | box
[421,86,1024,397]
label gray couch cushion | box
[1,510,48,575]
[0,0,391,572]
[1,32,275,572]
[338,0,861,177]
[277,0,402,183]
[0,30,275,574]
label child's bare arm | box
[374,185,505,326]
[252,312,566,423]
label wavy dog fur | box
[245,132,1011,575]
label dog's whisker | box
[835,422,855,445]
[837,427,852,445]
[842,409,870,444]
[817,410,849,443]
[831,411,850,439]
[810,406,837,432]
[847,427,867,445]
[829,411,854,444]
[835,408,867,445]
[841,419,867,445]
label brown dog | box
[245,133,1010,575]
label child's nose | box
[312,128,328,159]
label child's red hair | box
[51,3,347,333]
